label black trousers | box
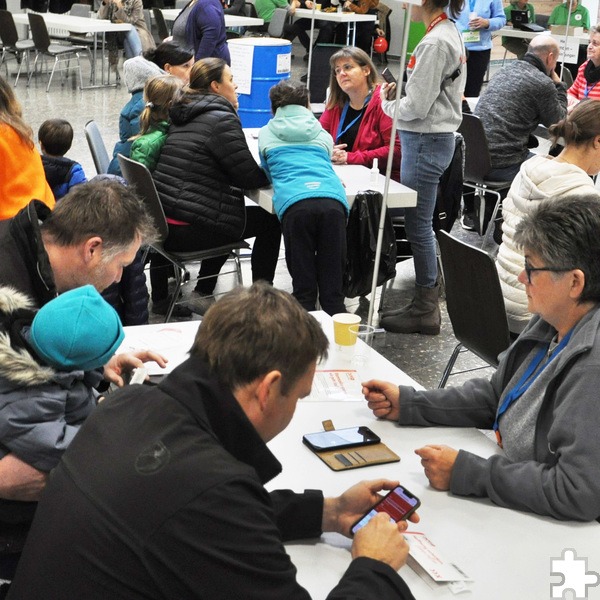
[153,206,281,297]
[464,49,491,97]
[282,198,347,315]
[283,19,336,51]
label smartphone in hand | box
[381,68,397,84]
[381,69,397,100]
[350,485,420,535]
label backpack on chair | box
[343,190,397,298]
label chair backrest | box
[246,1,258,17]
[153,8,170,41]
[70,3,91,17]
[457,113,493,185]
[437,230,511,367]
[118,154,169,244]
[84,120,110,175]
[143,8,152,31]
[28,12,52,53]
[535,13,550,28]
[560,66,573,88]
[268,7,288,37]
[0,10,19,48]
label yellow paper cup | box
[315,3,322,9]
[332,313,361,346]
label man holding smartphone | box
[9,283,419,600]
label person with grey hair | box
[9,282,419,600]
[474,35,567,183]
[0,180,165,518]
[461,35,568,230]
[363,195,600,522]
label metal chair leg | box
[438,342,463,388]
[164,265,184,323]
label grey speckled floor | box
[12,41,503,391]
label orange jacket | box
[0,124,55,220]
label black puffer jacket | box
[0,201,57,307]
[153,93,269,240]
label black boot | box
[380,284,441,335]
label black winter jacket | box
[0,201,57,306]
[9,356,415,599]
[153,93,269,239]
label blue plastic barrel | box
[228,37,291,128]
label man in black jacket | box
[0,181,163,521]
[9,283,418,600]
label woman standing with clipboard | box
[379,0,466,336]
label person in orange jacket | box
[0,76,54,220]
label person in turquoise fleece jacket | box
[258,79,349,315]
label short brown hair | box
[191,282,329,394]
[38,119,73,156]
[269,79,310,113]
[41,180,158,257]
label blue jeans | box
[123,27,143,59]
[400,130,455,288]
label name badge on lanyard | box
[463,30,481,43]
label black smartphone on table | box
[350,485,420,535]
[302,426,380,452]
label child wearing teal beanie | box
[0,285,125,474]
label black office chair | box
[118,154,250,322]
[437,230,511,388]
[0,9,35,86]
[153,8,170,41]
[458,113,513,249]
[27,12,88,92]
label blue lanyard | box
[468,0,477,13]
[493,329,574,432]
[335,93,371,143]
[584,82,598,98]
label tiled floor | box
[9,44,516,391]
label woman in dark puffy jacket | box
[152,58,281,311]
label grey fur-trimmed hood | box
[0,286,56,388]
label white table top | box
[12,11,131,33]
[293,7,376,23]
[121,313,600,599]
[160,8,263,27]
[244,128,417,212]
[498,25,589,44]
[266,313,600,600]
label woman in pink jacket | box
[320,47,401,181]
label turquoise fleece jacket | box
[258,104,348,221]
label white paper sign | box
[303,369,364,401]
[119,323,199,375]
[229,43,254,95]
[405,531,472,583]
[276,52,291,74]
[554,34,580,64]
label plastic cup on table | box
[332,313,361,352]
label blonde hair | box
[135,75,183,138]
[0,75,33,148]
